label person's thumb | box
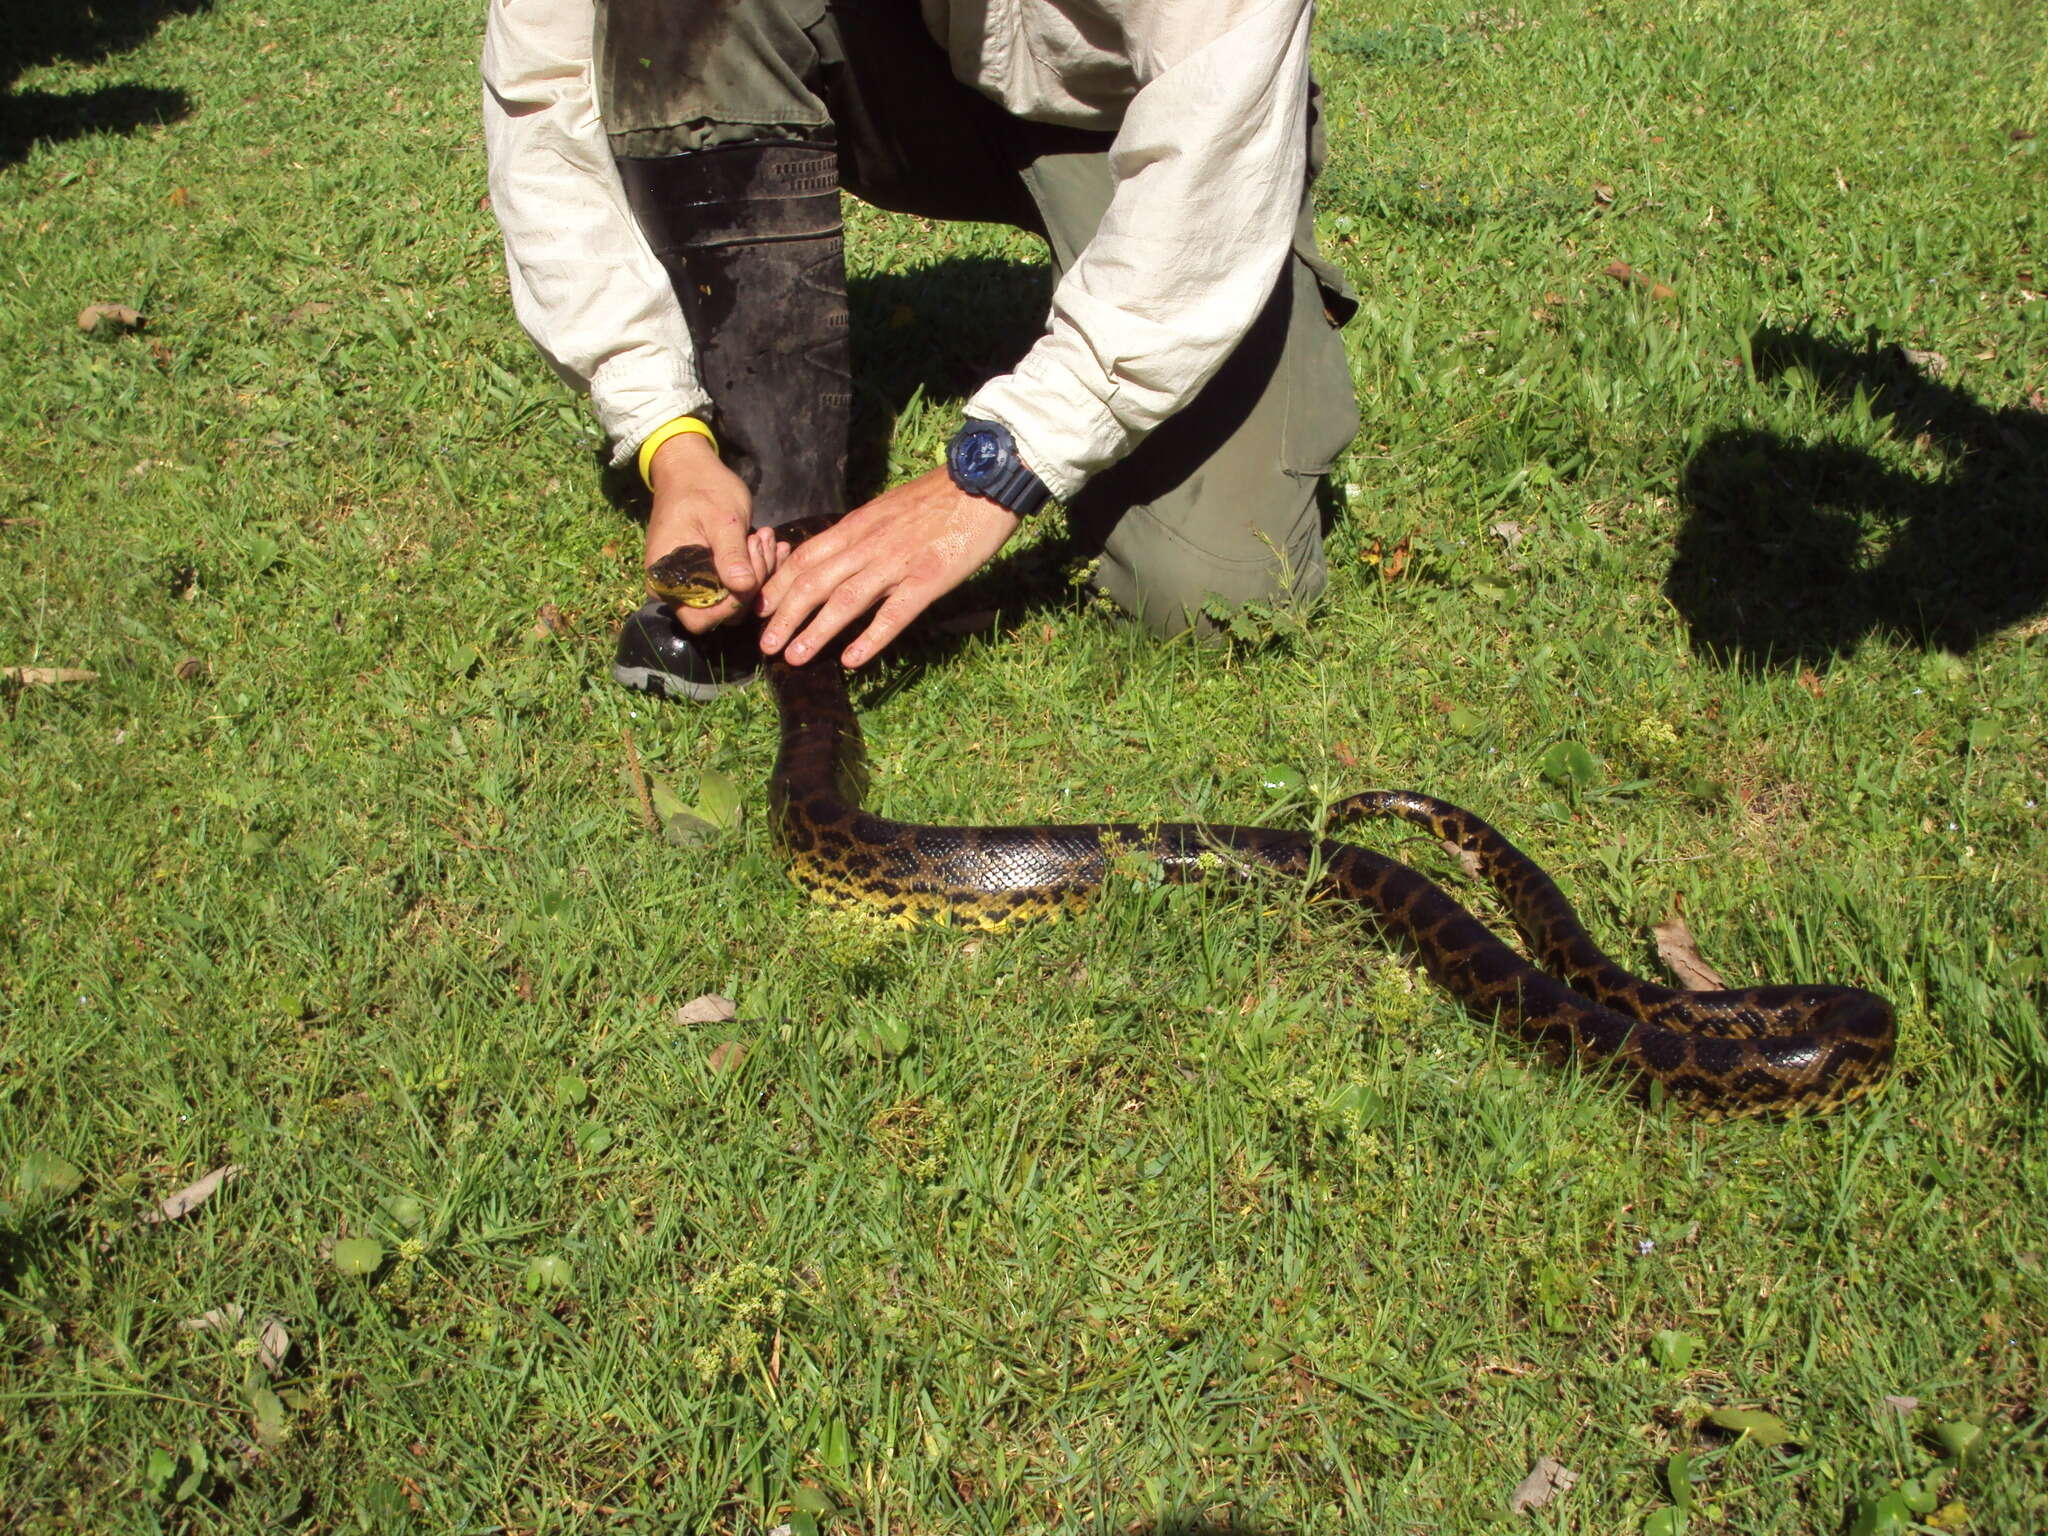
[707,517,759,595]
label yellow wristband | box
[636,416,719,489]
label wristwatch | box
[945,419,1053,517]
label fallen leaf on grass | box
[1901,348,1950,379]
[285,301,333,326]
[1361,534,1412,580]
[1706,1406,1796,1446]
[1509,1457,1578,1513]
[530,602,565,640]
[173,656,207,681]
[140,1164,243,1224]
[1798,668,1826,699]
[1653,904,1731,991]
[77,303,146,333]
[1331,739,1358,769]
[707,1041,747,1074]
[1489,520,1525,550]
[168,185,191,207]
[675,994,738,1026]
[1884,1395,1921,1417]
[3,666,98,686]
[179,1308,291,1374]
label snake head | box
[645,543,726,608]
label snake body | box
[648,530,1895,1116]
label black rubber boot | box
[610,141,852,700]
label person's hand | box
[757,468,1021,668]
[643,431,762,634]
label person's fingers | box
[758,520,857,617]
[673,592,746,635]
[760,543,871,654]
[703,510,758,596]
[783,571,893,664]
[838,589,929,669]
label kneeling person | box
[482,0,1360,697]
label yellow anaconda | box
[647,528,1895,1117]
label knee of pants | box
[1094,489,1330,640]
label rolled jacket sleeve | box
[481,0,709,462]
[966,0,1315,503]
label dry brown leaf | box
[1591,183,1614,205]
[1509,1457,1579,1514]
[1884,1394,1921,1417]
[1331,739,1359,769]
[77,303,145,333]
[173,656,206,681]
[707,1040,747,1074]
[140,1164,244,1224]
[178,1304,247,1333]
[3,666,98,686]
[676,993,738,1026]
[168,186,191,207]
[1490,520,1525,550]
[1797,668,1826,699]
[1902,347,1950,379]
[1653,905,1732,991]
[530,602,565,640]
[256,1318,291,1374]
[286,301,333,325]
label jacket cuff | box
[591,349,714,468]
[965,352,1133,505]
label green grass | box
[3,0,2045,1530]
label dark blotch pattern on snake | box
[648,528,1896,1117]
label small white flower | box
[1636,1238,1655,1255]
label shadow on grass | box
[1665,324,2048,669]
[0,1,212,168]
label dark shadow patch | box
[0,1,212,169]
[1665,324,2048,668]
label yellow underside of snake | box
[647,534,1896,1117]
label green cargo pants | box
[598,0,1360,637]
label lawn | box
[2,0,2044,1531]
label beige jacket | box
[482,0,1314,500]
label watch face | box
[951,427,1004,487]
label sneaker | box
[612,602,760,702]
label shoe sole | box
[612,660,757,704]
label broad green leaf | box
[817,1414,853,1469]
[1257,763,1305,796]
[1932,1420,1983,1462]
[1707,1407,1794,1446]
[646,772,689,824]
[794,1486,839,1514]
[250,1383,289,1446]
[553,1073,590,1107]
[19,1149,83,1201]
[1651,1330,1703,1371]
[1539,740,1599,790]
[693,766,744,830]
[662,810,721,847]
[1848,1490,1911,1536]
[331,1237,384,1275]
[379,1194,426,1229]
[1664,1452,1695,1510]
[1643,1508,1687,1536]
[525,1254,573,1292]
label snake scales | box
[648,525,1895,1117]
